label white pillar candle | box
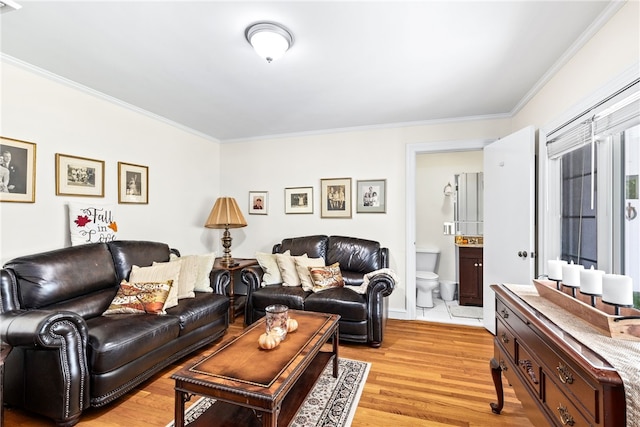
[548,259,567,281]
[561,261,584,288]
[602,274,634,306]
[579,266,604,295]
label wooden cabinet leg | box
[490,357,504,414]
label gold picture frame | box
[118,162,148,204]
[0,136,36,203]
[55,153,104,197]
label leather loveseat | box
[242,235,395,348]
[0,241,230,426]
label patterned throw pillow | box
[308,262,345,293]
[68,202,117,246]
[129,261,181,309]
[103,280,173,315]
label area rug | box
[166,358,370,427]
[448,304,484,319]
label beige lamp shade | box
[205,197,247,267]
[205,197,247,229]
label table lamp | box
[205,197,247,267]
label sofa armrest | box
[209,269,231,295]
[241,265,264,326]
[364,272,396,348]
[365,272,396,299]
[0,309,90,424]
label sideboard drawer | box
[547,352,598,421]
[495,318,516,360]
[544,374,591,427]
[516,342,541,397]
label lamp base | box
[220,228,239,268]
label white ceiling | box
[0,1,618,142]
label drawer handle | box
[500,332,509,344]
[499,360,508,372]
[518,359,538,384]
[557,363,574,384]
[557,404,575,426]
[500,308,509,319]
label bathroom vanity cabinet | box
[458,246,483,306]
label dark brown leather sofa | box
[242,235,395,348]
[0,241,230,426]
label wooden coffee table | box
[172,310,340,427]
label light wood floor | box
[5,319,533,427]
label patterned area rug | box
[166,358,370,427]
[448,304,484,319]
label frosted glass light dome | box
[245,22,294,63]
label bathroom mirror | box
[454,172,484,236]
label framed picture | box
[56,153,104,197]
[249,191,268,214]
[285,186,313,214]
[321,178,351,218]
[118,162,148,204]
[357,179,387,213]
[0,136,36,203]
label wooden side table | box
[214,257,258,323]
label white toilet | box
[416,246,440,308]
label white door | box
[483,126,536,333]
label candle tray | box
[533,279,640,342]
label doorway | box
[405,139,492,324]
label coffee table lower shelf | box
[186,351,334,426]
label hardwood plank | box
[4,319,533,426]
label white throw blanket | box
[345,268,399,294]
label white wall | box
[0,62,223,263]
[416,151,483,284]
[0,1,636,318]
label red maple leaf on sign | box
[108,222,118,232]
[74,215,92,227]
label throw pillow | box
[294,257,326,291]
[103,279,173,315]
[158,256,197,300]
[276,252,308,287]
[309,262,345,293]
[193,253,216,292]
[129,261,181,309]
[68,202,118,246]
[256,251,284,285]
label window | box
[544,79,640,307]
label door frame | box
[405,139,494,320]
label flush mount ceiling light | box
[245,22,294,63]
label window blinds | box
[546,79,640,159]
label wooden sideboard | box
[490,284,626,426]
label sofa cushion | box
[255,251,283,285]
[108,240,171,282]
[308,262,344,293]
[3,243,117,311]
[86,314,181,374]
[103,279,173,315]
[69,202,118,246]
[251,286,309,311]
[130,262,181,309]
[165,292,229,335]
[294,256,325,291]
[192,252,217,292]
[276,235,328,258]
[275,252,307,287]
[304,287,368,321]
[327,236,383,283]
